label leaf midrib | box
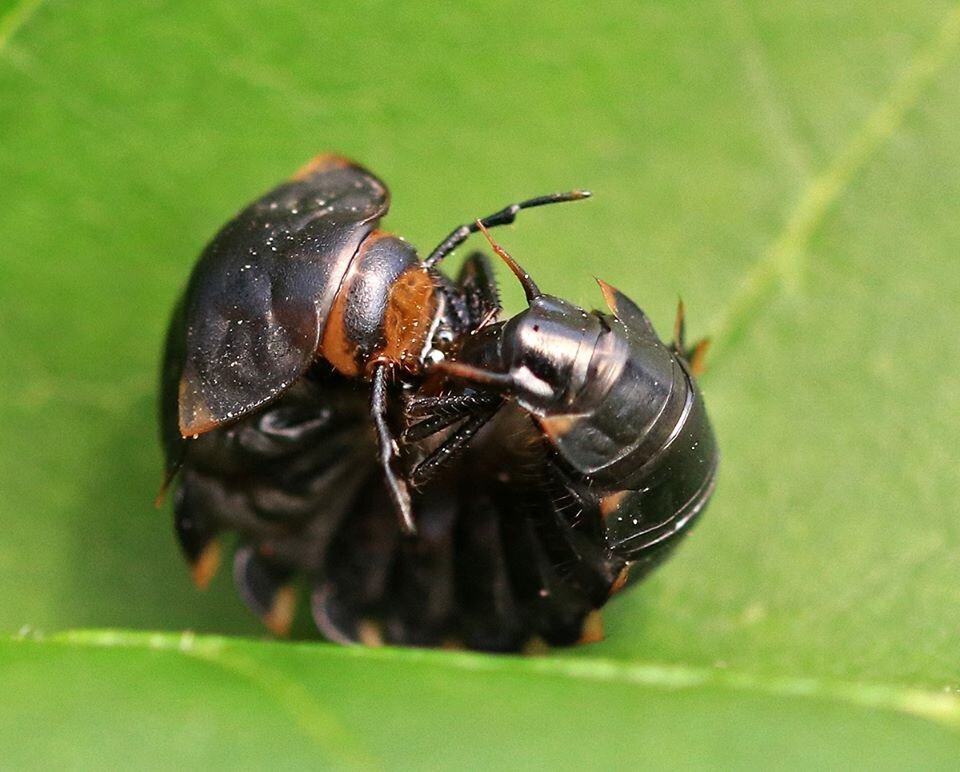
[0,0,45,53]
[706,1,960,365]
[9,628,960,734]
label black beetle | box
[159,155,718,649]
[431,226,718,621]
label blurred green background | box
[3,0,960,768]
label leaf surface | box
[2,0,960,767]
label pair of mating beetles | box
[159,155,717,651]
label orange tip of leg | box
[190,540,222,590]
[263,585,298,637]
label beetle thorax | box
[376,264,439,374]
[319,231,439,378]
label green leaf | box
[2,0,960,767]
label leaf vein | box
[707,2,960,363]
[16,629,960,733]
[0,0,45,55]
[722,0,814,183]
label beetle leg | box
[430,360,515,391]
[456,492,526,651]
[233,545,298,637]
[371,364,416,534]
[406,390,502,416]
[403,391,502,442]
[312,473,400,644]
[498,500,602,647]
[428,267,474,331]
[173,482,222,590]
[456,251,502,326]
[409,405,501,489]
[382,486,460,647]
[427,250,503,336]
[424,190,591,269]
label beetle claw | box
[233,546,297,636]
[578,610,605,644]
[173,487,222,589]
[190,540,222,590]
[311,582,361,645]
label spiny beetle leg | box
[403,392,502,442]
[311,582,361,645]
[410,405,500,488]
[371,364,416,534]
[456,251,502,324]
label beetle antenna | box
[475,220,542,304]
[424,190,590,268]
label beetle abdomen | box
[598,387,718,559]
[523,304,718,563]
[173,380,623,650]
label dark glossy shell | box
[455,283,718,577]
[175,367,624,651]
[547,286,718,560]
[160,155,389,474]
[160,159,718,651]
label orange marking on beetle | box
[688,338,711,378]
[190,540,222,590]
[319,282,362,377]
[357,621,386,647]
[599,490,628,519]
[375,264,438,373]
[609,565,632,596]
[596,278,622,317]
[290,153,351,181]
[263,585,298,637]
[539,414,577,442]
[178,377,221,437]
[578,610,605,644]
